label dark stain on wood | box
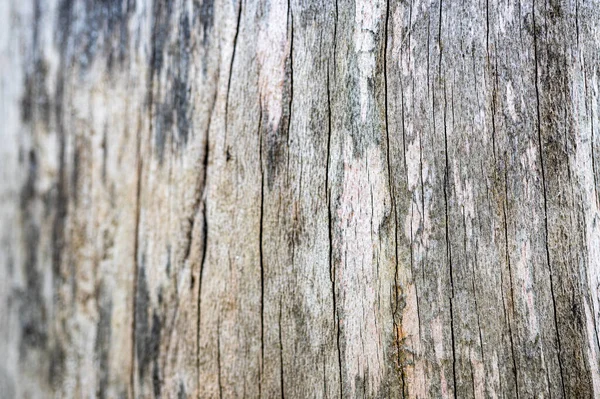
[82,0,134,70]
[149,0,174,78]
[134,264,163,397]
[177,381,187,399]
[20,60,50,126]
[150,311,162,398]
[18,150,48,357]
[47,344,65,388]
[54,0,134,71]
[194,0,214,48]
[95,289,113,399]
[150,0,194,162]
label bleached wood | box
[2,0,600,397]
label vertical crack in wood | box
[286,0,294,176]
[418,132,425,298]
[486,0,497,163]
[443,84,457,399]
[224,0,243,147]
[278,298,285,399]
[437,0,443,76]
[195,81,216,399]
[532,1,566,396]
[590,73,600,209]
[326,62,333,287]
[383,0,404,394]
[217,316,223,399]
[471,238,485,363]
[502,165,520,398]
[400,57,408,183]
[326,33,343,399]
[333,0,338,82]
[258,97,264,399]
[436,1,457,396]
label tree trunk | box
[2,0,600,397]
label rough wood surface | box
[2,0,600,397]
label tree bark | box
[1,0,600,397]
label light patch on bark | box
[337,142,388,396]
[431,314,451,399]
[354,0,383,122]
[516,240,540,340]
[406,139,421,191]
[470,348,485,399]
[257,0,289,132]
[506,81,518,122]
[573,54,600,396]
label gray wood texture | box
[2,0,600,397]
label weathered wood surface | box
[2,0,600,397]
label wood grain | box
[2,0,600,397]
